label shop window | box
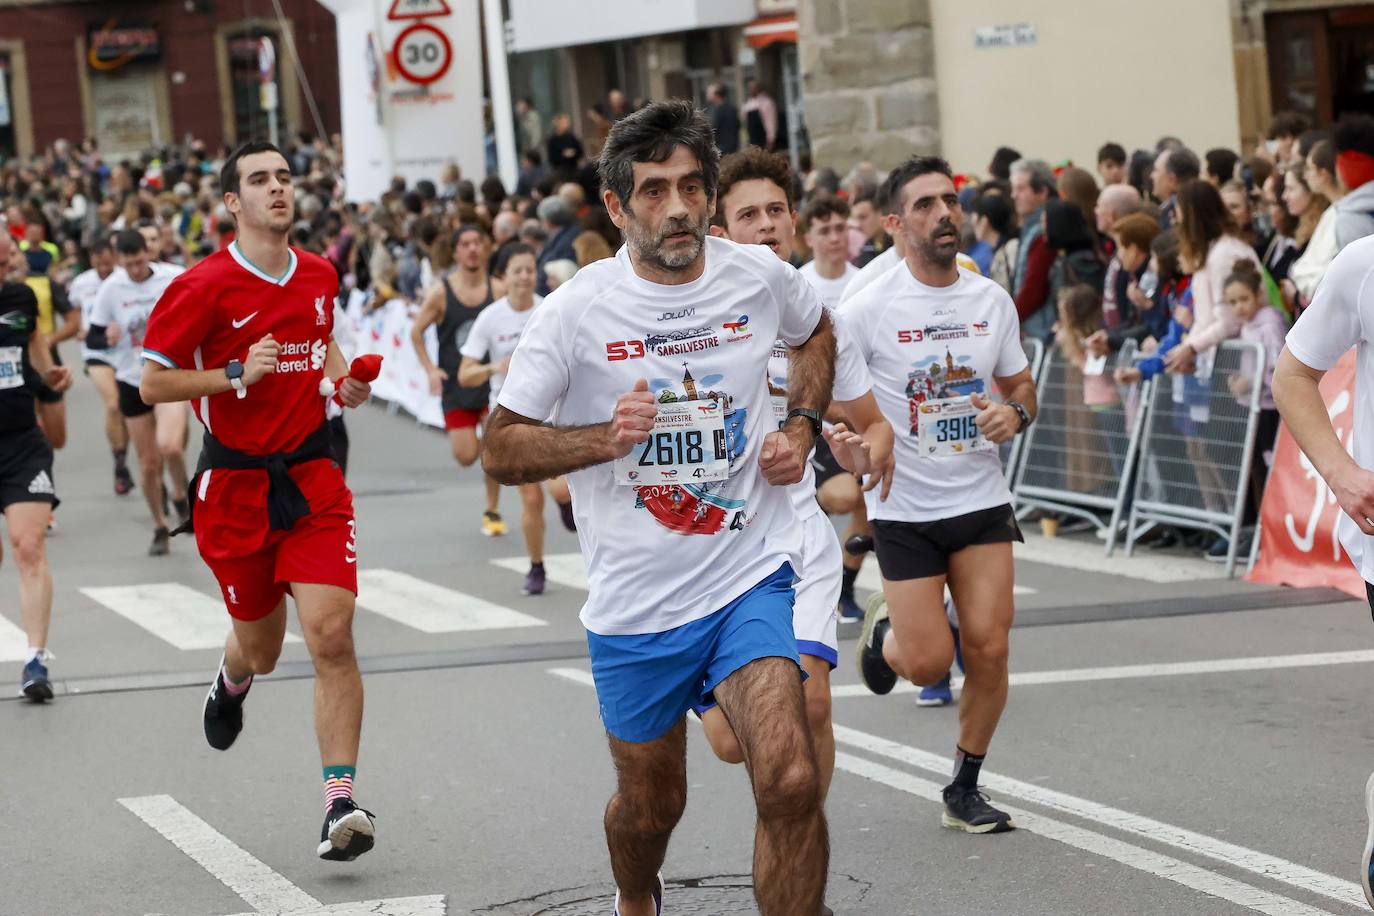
[0,52,14,160]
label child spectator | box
[1222,259,1284,515]
[1057,285,1119,409]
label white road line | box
[118,794,321,913]
[222,896,448,916]
[833,725,1365,910]
[546,668,1340,915]
[82,584,302,651]
[828,649,1374,699]
[0,611,29,662]
[356,569,546,633]
[1016,532,1231,582]
[837,753,1337,916]
[491,552,588,591]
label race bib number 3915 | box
[917,396,993,457]
[615,400,730,486]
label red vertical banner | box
[1247,350,1366,597]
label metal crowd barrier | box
[1011,339,1146,554]
[1123,339,1265,577]
[1002,337,1046,484]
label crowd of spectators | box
[4,98,1372,561]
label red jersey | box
[143,242,339,455]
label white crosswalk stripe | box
[355,569,546,633]
[0,612,29,662]
[81,583,304,651]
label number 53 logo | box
[605,340,647,361]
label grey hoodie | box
[1335,181,1374,251]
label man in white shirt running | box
[847,155,1037,835]
[484,100,835,916]
[69,235,134,496]
[797,195,859,309]
[86,230,188,555]
[1272,234,1374,906]
[701,147,894,842]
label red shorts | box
[193,458,357,621]
[444,406,487,430]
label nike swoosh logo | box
[231,312,259,329]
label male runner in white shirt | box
[847,156,1037,835]
[484,101,835,916]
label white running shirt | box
[798,260,859,310]
[840,247,900,307]
[89,263,184,386]
[498,236,823,635]
[1284,235,1374,582]
[69,267,114,363]
[769,308,872,520]
[460,294,543,409]
[845,260,1027,522]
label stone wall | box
[796,0,940,174]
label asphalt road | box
[2,346,1372,916]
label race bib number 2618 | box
[614,400,730,486]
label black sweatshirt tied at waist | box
[175,422,335,535]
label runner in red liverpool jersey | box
[139,141,377,863]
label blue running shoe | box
[916,675,953,707]
[837,592,864,622]
[21,654,52,702]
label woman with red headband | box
[1333,114,1374,251]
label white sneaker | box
[613,873,664,915]
[1362,772,1374,907]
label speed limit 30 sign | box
[392,23,451,85]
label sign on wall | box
[974,23,1037,50]
[88,20,161,68]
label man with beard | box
[139,140,377,861]
[484,100,835,916]
[410,225,507,537]
[847,156,1037,835]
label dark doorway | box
[1267,5,1374,124]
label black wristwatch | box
[786,407,823,438]
[1007,400,1032,432]
[225,359,246,398]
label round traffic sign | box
[391,23,451,85]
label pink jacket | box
[1187,235,1258,353]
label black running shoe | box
[856,591,897,695]
[149,527,170,556]
[557,499,576,532]
[318,798,376,861]
[941,783,1016,834]
[114,466,135,496]
[173,497,191,526]
[203,662,248,751]
[20,655,53,702]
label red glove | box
[329,354,383,405]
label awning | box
[745,14,797,49]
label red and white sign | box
[1247,350,1366,598]
[387,0,452,20]
[391,23,451,85]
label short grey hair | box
[1010,158,1055,195]
[537,195,575,228]
[597,98,719,207]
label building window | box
[227,30,285,143]
[0,52,14,160]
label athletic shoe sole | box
[915,694,951,707]
[1362,771,1374,907]
[855,590,896,695]
[318,809,376,862]
[941,811,1017,834]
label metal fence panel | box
[1002,337,1045,484]
[1124,339,1265,577]
[1012,339,1144,550]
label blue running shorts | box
[586,563,800,743]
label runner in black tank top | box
[437,277,494,416]
[409,224,509,536]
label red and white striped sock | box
[324,767,355,812]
